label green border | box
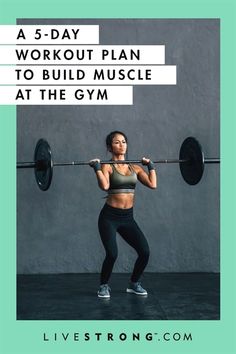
[0,0,235,353]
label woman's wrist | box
[147,160,155,171]
[93,161,102,172]
[89,160,101,172]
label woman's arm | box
[89,159,111,191]
[133,158,157,189]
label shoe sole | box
[97,294,110,298]
[126,288,148,296]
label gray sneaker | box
[126,282,148,296]
[97,284,111,298]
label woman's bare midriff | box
[106,193,135,209]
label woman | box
[89,131,157,298]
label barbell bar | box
[17,137,220,191]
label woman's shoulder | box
[101,163,113,173]
[130,164,142,173]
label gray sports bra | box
[108,164,137,195]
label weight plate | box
[179,137,204,185]
[34,139,53,191]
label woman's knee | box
[139,245,150,260]
[105,250,118,263]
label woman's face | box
[110,134,127,155]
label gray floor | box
[17,273,220,320]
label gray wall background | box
[17,19,220,274]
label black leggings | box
[98,203,150,285]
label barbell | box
[17,137,220,191]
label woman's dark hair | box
[105,131,128,153]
